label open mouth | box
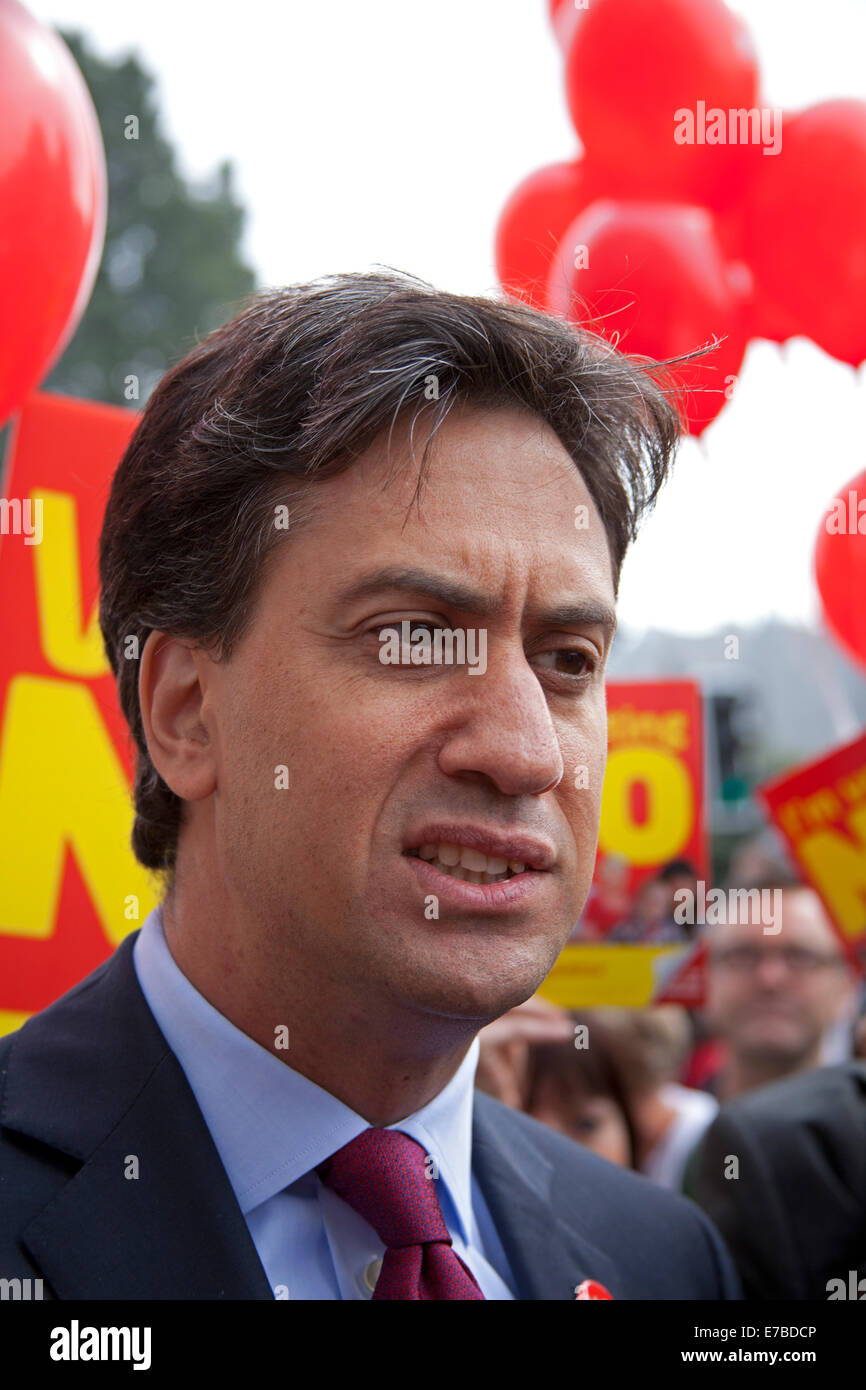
[406,843,528,886]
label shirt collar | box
[132,905,480,1242]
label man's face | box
[199,404,617,1025]
[527,1081,632,1167]
[705,889,852,1066]
[637,881,669,925]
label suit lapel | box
[4,934,273,1300]
[472,1091,621,1300]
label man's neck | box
[719,1047,820,1102]
[160,897,478,1127]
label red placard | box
[0,391,154,1034]
[544,679,709,1007]
[601,679,709,893]
[759,731,866,972]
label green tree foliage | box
[44,29,258,407]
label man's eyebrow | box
[337,565,618,641]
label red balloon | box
[0,0,107,425]
[747,282,803,347]
[565,0,760,210]
[495,159,600,308]
[741,101,866,366]
[814,470,866,671]
[547,200,751,435]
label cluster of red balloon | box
[0,0,106,428]
[495,0,866,437]
[497,0,866,671]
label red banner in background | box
[601,679,709,896]
[759,730,866,973]
[0,391,155,1035]
[543,679,709,1008]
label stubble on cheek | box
[559,705,608,922]
[210,664,302,917]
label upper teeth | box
[415,842,527,882]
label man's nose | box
[436,648,566,796]
[753,952,791,987]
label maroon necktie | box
[316,1127,486,1299]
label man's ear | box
[138,630,218,802]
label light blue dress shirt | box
[132,905,516,1299]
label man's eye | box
[533,649,597,681]
[370,618,442,634]
[371,621,443,642]
[573,1114,600,1137]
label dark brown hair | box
[525,1010,644,1168]
[99,267,686,877]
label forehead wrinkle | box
[300,408,617,621]
[333,560,617,641]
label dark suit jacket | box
[691,1061,866,1300]
[0,933,740,1300]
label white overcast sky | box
[28,0,866,639]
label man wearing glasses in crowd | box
[702,874,861,1102]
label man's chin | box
[389,949,553,1027]
[738,1028,809,1066]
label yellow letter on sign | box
[598,745,693,866]
[797,804,866,943]
[0,675,157,943]
[31,490,109,678]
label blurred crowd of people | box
[476,829,866,1298]
[575,852,708,944]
